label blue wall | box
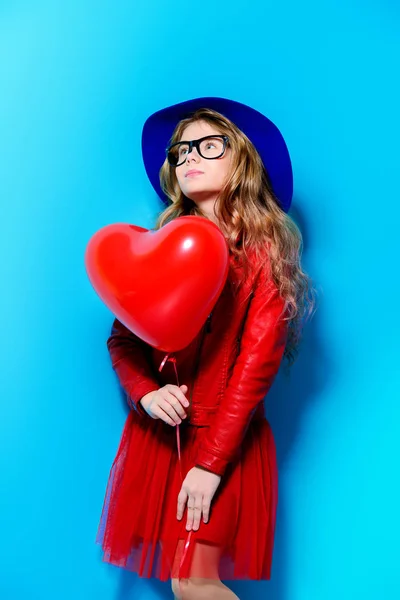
[1,1,398,599]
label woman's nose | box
[186,147,201,162]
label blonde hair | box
[151,107,318,370]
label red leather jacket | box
[106,249,288,477]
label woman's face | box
[174,120,233,219]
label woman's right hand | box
[139,384,190,426]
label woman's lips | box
[186,172,203,177]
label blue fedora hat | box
[141,96,293,213]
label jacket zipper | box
[188,311,212,418]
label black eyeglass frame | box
[165,135,229,167]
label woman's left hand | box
[177,466,222,531]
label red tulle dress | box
[95,253,287,583]
[95,406,278,581]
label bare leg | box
[172,577,240,599]
[171,541,240,599]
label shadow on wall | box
[231,198,329,600]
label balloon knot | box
[158,353,176,372]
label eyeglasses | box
[165,135,229,167]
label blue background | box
[1,1,399,599]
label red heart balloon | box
[85,216,229,352]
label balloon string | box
[158,353,193,593]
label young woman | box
[96,98,317,599]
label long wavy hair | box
[151,108,318,370]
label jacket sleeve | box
[194,266,288,476]
[106,317,161,417]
